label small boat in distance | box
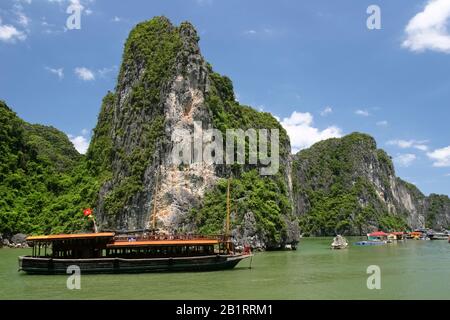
[427,231,449,240]
[354,231,389,246]
[331,235,348,249]
[408,229,430,240]
[354,241,386,246]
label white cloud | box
[97,65,117,78]
[45,67,64,79]
[394,153,417,167]
[68,127,91,154]
[0,17,26,43]
[427,146,450,167]
[47,0,92,14]
[387,139,429,151]
[74,67,95,81]
[444,173,450,177]
[376,120,388,127]
[68,134,89,154]
[414,145,429,152]
[403,0,450,53]
[48,0,80,5]
[16,12,30,27]
[320,106,333,117]
[13,4,31,28]
[278,111,343,153]
[40,17,62,34]
[355,109,370,117]
[73,66,116,81]
[243,28,280,37]
[69,0,83,10]
[111,16,122,22]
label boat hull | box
[19,254,251,274]
[429,235,448,240]
[354,241,387,246]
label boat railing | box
[113,234,230,243]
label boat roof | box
[26,232,115,241]
[368,231,388,236]
[107,239,219,248]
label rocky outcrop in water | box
[87,18,214,232]
[291,133,450,235]
[0,233,29,248]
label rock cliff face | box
[87,17,296,247]
[291,133,450,235]
[88,18,216,232]
[424,194,450,230]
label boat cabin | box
[25,233,234,259]
[26,233,115,259]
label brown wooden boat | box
[19,232,251,274]
[19,179,252,274]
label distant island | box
[1,16,449,250]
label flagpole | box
[84,208,98,233]
[92,208,98,233]
[92,216,98,233]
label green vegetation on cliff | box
[426,194,450,229]
[118,16,182,109]
[206,68,290,153]
[0,101,97,236]
[293,133,409,236]
[190,170,290,246]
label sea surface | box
[1,237,450,300]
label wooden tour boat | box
[19,233,251,274]
[19,179,252,274]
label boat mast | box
[226,178,231,253]
[151,167,159,231]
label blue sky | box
[0,0,450,196]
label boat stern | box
[18,256,24,272]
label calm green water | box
[1,237,450,300]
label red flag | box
[83,208,92,216]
